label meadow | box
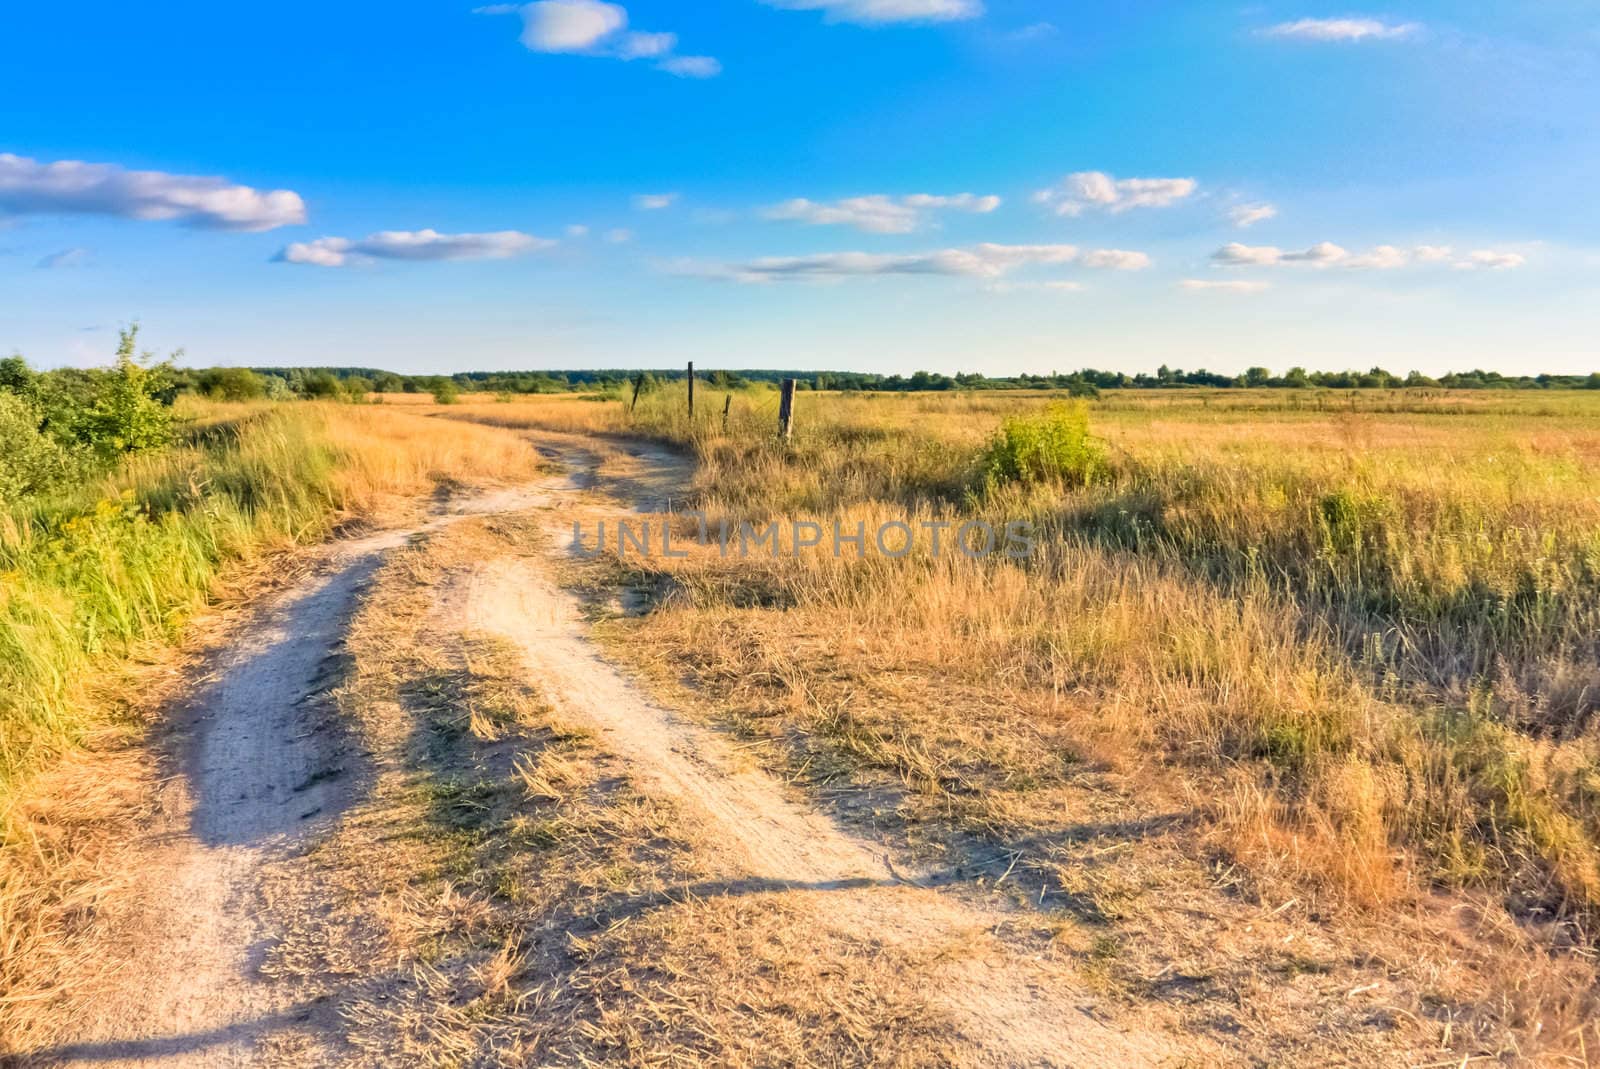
[450,385,1600,941]
[5,374,1599,1058]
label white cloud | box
[762,192,1001,234]
[658,55,722,77]
[0,153,306,231]
[1229,203,1278,228]
[986,279,1084,295]
[693,242,1162,283]
[518,0,625,50]
[633,192,679,210]
[565,224,590,238]
[1180,279,1271,294]
[604,227,634,243]
[1034,171,1197,217]
[761,0,983,26]
[1213,241,1349,266]
[1213,241,1528,272]
[1461,250,1527,270]
[1263,18,1419,42]
[482,1,718,76]
[36,247,91,269]
[275,229,552,267]
[616,30,676,58]
[1212,242,1287,266]
[1081,249,1152,270]
[1344,244,1410,270]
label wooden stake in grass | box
[722,393,732,434]
[631,374,644,412]
[778,378,797,440]
[687,362,695,419]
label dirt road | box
[23,432,1194,1067]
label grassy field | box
[448,386,1600,953]
[6,383,1599,1059]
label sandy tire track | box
[31,492,553,1069]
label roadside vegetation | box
[0,338,542,823]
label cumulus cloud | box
[1263,17,1420,42]
[36,247,92,269]
[1180,279,1271,294]
[1212,241,1527,272]
[1034,171,1197,217]
[604,228,634,244]
[633,192,679,210]
[481,1,718,76]
[1212,241,1349,266]
[761,0,983,25]
[1229,203,1278,229]
[762,192,1001,234]
[1080,249,1152,270]
[0,153,306,231]
[275,229,552,267]
[689,242,1157,283]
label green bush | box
[78,328,175,456]
[196,367,265,402]
[980,402,1105,489]
[0,394,79,505]
[432,380,460,405]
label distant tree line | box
[201,364,1600,396]
[12,357,1600,417]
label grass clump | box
[979,401,1106,490]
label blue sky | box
[3,0,1597,375]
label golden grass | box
[445,386,1600,1059]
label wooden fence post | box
[687,362,695,419]
[778,378,797,440]
[630,373,644,412]
[722,393,732,433]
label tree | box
[0,354,35,397]
[343,376,375,403]
[299,371,343,399]
[1284,367,1310,389]
[1242,366,1273,388]
[197,367,265,401]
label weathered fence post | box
[630,373,644,412]
[687,362,695,419]
[778,378,797,440]
[722,393,732,433]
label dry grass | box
[255,515,980,1066]
[452,387,1600,1063]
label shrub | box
[432,380,461,405]
[77,327,175,457]
[980,402,1105,489]
[0,394,78,504]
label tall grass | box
[0,401,540,827]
